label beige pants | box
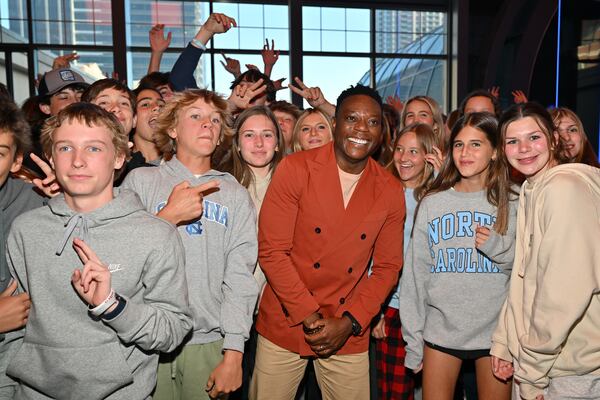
[249,334,369,400]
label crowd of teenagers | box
[0,11,599,400]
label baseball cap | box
[38,68,89,97]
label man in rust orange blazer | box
[250,85,406,400]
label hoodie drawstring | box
[56,214,89,256]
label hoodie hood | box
[525,163,600,196]
[49,188,144,255]
[165,155,233,184]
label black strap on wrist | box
[102,293,127,321]
[342,311,362,336]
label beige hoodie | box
[491,163,600,399]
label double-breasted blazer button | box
[315,227,321,234]
[314,262,320,269]
[347,267,353,273]
[339,297,345,304]
[360,233,366,240]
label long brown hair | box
[426,112,514,234]
[549,106,600,167]
[387,123,437,201]
[231,106,284,188]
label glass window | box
[303,55,370,108]
[375,10,447,55]
[0,0,28,43]
[126,1,210,48]
[302,6,370,53]
[127,52,192,89]
[32,0,112,45]
[212,3,289,51]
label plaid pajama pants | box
[375,306,415,400]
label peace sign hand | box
[71,239,112,307]
[288,77,326,108]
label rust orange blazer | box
[255,143,406,356]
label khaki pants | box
[250,334,369,400]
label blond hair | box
[291,108,333,153]
[41,102,129,159]
[154,89,232,160]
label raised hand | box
[262,39,279,77]
[489,86,500,99]
[273,77,286,91]
[0,280,31,333]
[156,180,220,225]
[30,153,61,198]
[424,146,444,174]
[289,77,327,108]
[202,13,237,36]
[385,95,404,114]
[512,90,528,104]
[220,53,241,78]
[228,79,267,111]
[52,53,80,70]
[149,24,172,54]
[71,239,112,307]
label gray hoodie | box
[122,156,259,353]
[3,188,192,400]
[399,189,517,369]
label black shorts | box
[424,341,490,361]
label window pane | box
[346,8,370,32]
[303,56,370,108]
[32,0,112,45]
[303,30,320,52]
[375,10,447,55]
[212,3,289,51]
[126,1,210,48]
[302,7,320,30]
[347,31,370,53]
[0,52,30,105]
[321,8,345,31]
[322,31,345,52]
[0,0,28,43]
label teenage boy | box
[82,78,137,137]
[123,89,258,400]
[38,68,89,117]
[4,102,192,399]
[250,85,405,400]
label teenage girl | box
[491,103,600,399]
[291,108,333,152]
[229,105,284,400]
[372,123,437,399]
[400,95,446,148]
[400,112,517,400]
[549,106,600,167]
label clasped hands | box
[302,312,353,358]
